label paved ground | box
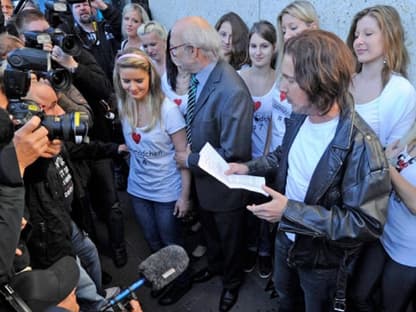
[99,192,415,312]
[99,192,279,312]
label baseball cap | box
[10,256,80,311]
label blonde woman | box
[270,0,319,152]
[113,48,191,304]
[113,47,189,249]
[346,5,416,147]
[120,3,150,50]
[137,20,167,76]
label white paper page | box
[198,142,268,196]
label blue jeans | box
[71,221,102,292]
[273,231,337,312]
[130,195,182,252]
[75,257,107,311]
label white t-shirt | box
[381,147,416,267]
[251,83,276,158]
[355,99,380,140]
[161,73,188,116]
[123,98,186,202]
[355,74,416,147]
[285,116,339,240]
[270,89,292,151]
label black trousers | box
[89,159,125,249]
[199,208,245,290]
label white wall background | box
[149,0,416,85]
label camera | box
[7,47,72,92]
[24,30,82,56]
[8,100,89,144]
[5,48,89,144]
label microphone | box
[100,245,189,311]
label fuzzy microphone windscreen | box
[138,245,189,290]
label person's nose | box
[284,31,294,42]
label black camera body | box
[9,100,89,144]
[7,47,72,92]
[5,48,89,144]
[23,30,81,56]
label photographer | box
[68,0,122,82]
[21,81,121,311]
[0,61,61,310]
[15,9,128,268]
[14,9,113,114]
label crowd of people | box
[0,0,415,311]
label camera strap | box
[0,283,32,312]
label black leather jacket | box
[247,102,390,268]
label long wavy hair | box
[346,5,409,87]
[215,12,249,70]
[113,48,164,132]
[285,30,355,114]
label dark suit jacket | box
[188,60,253,212]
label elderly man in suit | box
[172,16,253,312]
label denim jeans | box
[273,231,337,312]
[246,193,272,256]
[75,257,107,311]
[130,195,182,252]
[71,221,102,292]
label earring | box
[383,58,387,64]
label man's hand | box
[128,299,143,312]
[118,144,129,155]
[89,0,108,10]
[225,162,249,175]
[174,197,190,218]
[51,46,79,70]
[174,144,191,168]
[41,139,62,158]
[13,116,49,176]
[247,185,288,223]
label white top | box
[355,99,380,139]
[251,83,276,158]
[381,147,416,267]
[270,90,292,151]
[285,116,339,240]
[355,74,416,147]
[161,73,188,116]
[123,98,186,202]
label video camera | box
[5,48,89,144]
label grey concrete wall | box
[149,0,416,85]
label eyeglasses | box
[169,43,188,57]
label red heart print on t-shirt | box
[254,101,261,111]
[174,99,182,106]
[132,132,141,144]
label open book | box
[198,142,268,196]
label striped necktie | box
[186,74,198,145]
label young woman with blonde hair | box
[346,5,416,147]
[137,20,167,76]
[269,0,319,152]
[120,3,150,50]
[113,48,191,304]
